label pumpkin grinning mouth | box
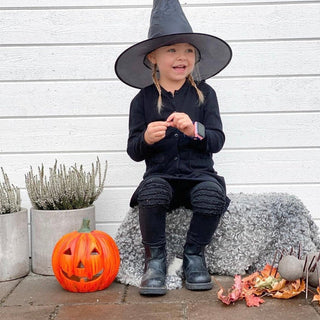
[61,269,104,282]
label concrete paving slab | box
[125,275,320,319]
[0,278,21,302]
[187,297,320,320]
[4,274,125,306]
[1,274,320,320]
[312,297,320,316]
[125,275,233,304]
[0,305,55,320]
[56,303,185,320]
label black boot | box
[183,243,212,291]
[140,245,167,295]
[183,211,221,291]
[138,205,167,295]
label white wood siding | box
[1,0,319,237]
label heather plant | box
[25,158,107,210]
[0,168,21,214]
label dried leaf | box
[217,288,232,305]
[243,264,299,298]
[271,279,305,299]
[255,275,282,290]
[312,287,320,304]
[242,271,260,288]
[217,264,306,307]
[245,294,265,307]
[269,279,287,292]
[217,275,243,305]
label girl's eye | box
[187,48,194,53]
[168,48,176,53]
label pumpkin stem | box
[78,219,91,233]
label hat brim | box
[115,33,232,89]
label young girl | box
[115,0,232,295]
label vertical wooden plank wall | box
[1,1,319,237]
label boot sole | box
[185,281,213,291]
[139,286,167,296]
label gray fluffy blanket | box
[115,193,320,290]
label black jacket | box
[127,80,228,198]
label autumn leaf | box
[217,288,232,305]
[269,279,287,292]
[217,264,306,307]
[312,287,320,304]
[245,294,265,307]
[260,264,280,279]
[217,275,243,305]
[271,279,305,299]
[242,271,260,289]
[255,275,281,290]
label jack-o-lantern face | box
[60,247,104,283]
[52,219,120,293]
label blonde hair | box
[151,64,204,113]
[152,64,163,113]
[187,74,204,105]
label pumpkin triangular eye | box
[91,248,99,255]
[77,261,85,268]
[64,248,72,255]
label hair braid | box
[152,64,162,113]
[187,74,204,105]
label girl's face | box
[147,43,196,89]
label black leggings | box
[137,177,228,246]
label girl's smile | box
[172,64,187,73]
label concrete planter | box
[0,208,30,281]
[31,206,95,275]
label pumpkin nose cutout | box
[91,248,99,255]
[77,261,85,268]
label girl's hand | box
[167,112,194,137]
[144,121,170,145]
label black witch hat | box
[115,0,232,89]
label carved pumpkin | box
[52,219,120,292]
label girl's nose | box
[177,52,186,60]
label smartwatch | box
[194,121,205,140]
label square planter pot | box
[0,208,30,281]
[31,206,95,275]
